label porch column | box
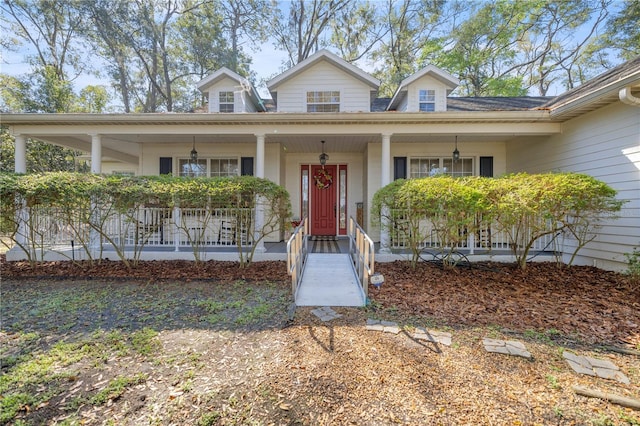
[88,134,102,257]
[14,134,27,173]
[255,133,265,178]
[13,134,28,248]
[90,133,102,174]
[253,133,266,252]
[381,133,391,186]
[379,133,392,254]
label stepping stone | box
[483,338,532,359]
[413,327,452,346]
[563,351,630,384]
[366,319,400,334]
[311,307,342,322]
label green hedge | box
[372,173,623,269]
[0,172,291,267]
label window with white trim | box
[419,89,435,112]
[178,158,239,177]
[410,157,473,178]
[306,91,340,112]
[210,158,239,177]
[219,91,234,112]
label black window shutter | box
[241,157,254,176]
[479,156,494,177]
[159,157,172,175]
[394,157,407,180]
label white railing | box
[348,217,374,301]
[25,205,254,251]
[287,217,308,298]
[388,210,560,253]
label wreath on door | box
[313,168,333,189]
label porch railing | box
[287,217,308,298]
[388,210,559,253]
[25,205,254,251]
[348,217,374,301]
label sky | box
[0,32,292,107]
[0,1,622,109]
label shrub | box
[0,172,291,267]
[372,172,623,270]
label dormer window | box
[219,91,235,112]
[419,89,435,112]
[307,91,340,112]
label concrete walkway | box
[295,253,365,307]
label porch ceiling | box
[4,111,561,162]
[34,132,527,159]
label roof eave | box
[549,73,640,119]
[0,110,553,126]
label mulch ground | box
[3,257,638,346]
[2,256,640,425]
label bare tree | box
[270,0,350,66]
[1,0,86,81]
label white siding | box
[507,102,640,271]
[404,75,451,112]
[242,92,257,112]
[275,61,372,112]
[204,76,245,113]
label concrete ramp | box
[295,253,365,307]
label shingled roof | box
[447,97,554,111]
[543,56,640,110]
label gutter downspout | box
[619,86,640,106]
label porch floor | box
[295,253,366,307]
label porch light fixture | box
[190,136,198,162]
[319,140,329,167]
[452,135,460,163]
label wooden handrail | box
[286,217,308,298]
[348,217,374,301]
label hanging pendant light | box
[319,140,329,168]
[190,136,198,162]
[452,135,460,163]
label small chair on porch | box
[137,206,168,245]
[218,219,236,245]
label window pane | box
[301,168,309,220]
[179,159,207,177]
[419,103,435,112]
[219,91,234,112]
[410,157,473,178]
[210,158,239,177]
[306,90,339,112]
[339,168,346,230]
[219,91,234,102]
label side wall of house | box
[275,61,372,112]
[506,101,640,271]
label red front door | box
[310,164,337,236]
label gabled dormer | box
[197,67,266,113]
[387,65,459,112]
[266,49,380,112]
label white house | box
[3,50,639,271]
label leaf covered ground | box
[1,258,639,425]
